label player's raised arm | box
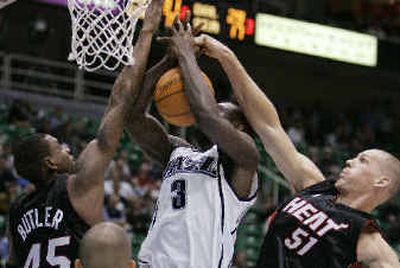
[125,15,202,166]
[194,35,325,192]
[68,0,164,226]
[168,20,259,198]
[125,54,181,166]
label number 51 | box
[284,227,318,256]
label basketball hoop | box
[0,0,17,9]
[67,0,150,72]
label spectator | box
[105,164,136,200]
[104,193,128,226]
[0,154,16,214]
[130,162,154,197]
[7,100,33,128]
[48,106,68,131]
[106,150,132,182]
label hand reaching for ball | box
[157,13,204,59]
[194,34,233,60]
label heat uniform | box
[257,180,379,268]
[9,176,89,268]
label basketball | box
[154,67,214,127]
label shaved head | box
[78,223,133,268]
[336,149,400,211]
[371,149,400,199]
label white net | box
[67,0,149,72]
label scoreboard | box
[38,0,256,42]
[37,0,378,66]
[159,0,255,41]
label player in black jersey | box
[194,35,400,267]
[6,1,164,267]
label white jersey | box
[138,145,257,268]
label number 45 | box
[24,236,71,268]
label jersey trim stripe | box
[218,246,224,268]
[217,163,225,268]
[229,179,258,202]
[218,169,225,232]
[163,169,218,180]
[138,259,149,264]
[277,237,285,268]
[242,187,258,202]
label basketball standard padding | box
[154,67,214,127]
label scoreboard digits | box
[163,0,182,27]
[160,0,255,42]
[226,8,246,41]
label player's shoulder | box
[168,135,191,149]
[357,226,399,266]
[12,178,64,209]
[10,191,30,212]
[169,136,217,155]
[298,179,337,197]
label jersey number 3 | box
[171,180,186,209]
[24,236,71,268]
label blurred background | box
[0,0,399,267]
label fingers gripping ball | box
[154,67,214,127]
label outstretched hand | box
[194,34,232,60]
[141,0,164,32]
[157,14,204,58]
[171,17,196,56]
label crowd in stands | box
[279,98,399,179]
[0,98,399,266]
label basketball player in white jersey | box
[126,18,260,268]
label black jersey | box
[257,180,378,268]
[9,175,90,268]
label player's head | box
[189,102,255,149]
[75,222,136,268]
[13,133,74,187]
[217,102,255,137]
[335,149,400,206]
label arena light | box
[255,13,378,67]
